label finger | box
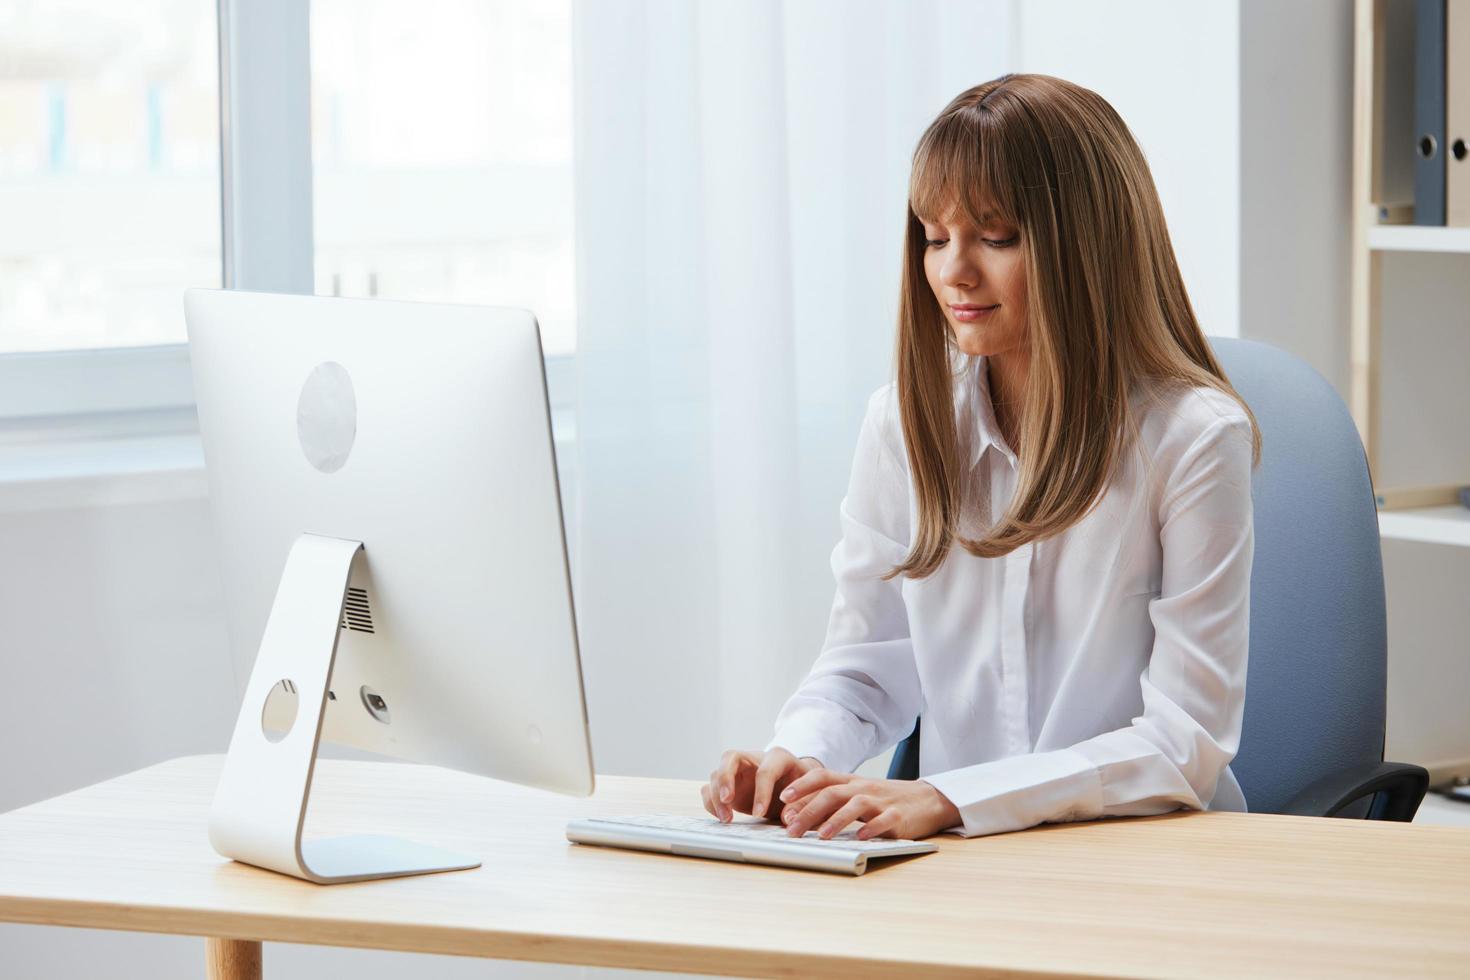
[778,767,847,807]
[709,769,734,822]
[817,794,881,840]
[750,753,791,819]
[730,760,761,815]
[705,768,728,821]
[716,751,750,820]
[786,784,856,837]
[780,789,819,824]
[856,807,902,840]
[788,785,854,836]
[779,782,839,825]
[766,774,803,822]
[716,751,744,805]
[700,782,715,818]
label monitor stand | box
[208,532,481,884]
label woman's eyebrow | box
[924,212,999,231]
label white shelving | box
[1378,506,1470,548]
[1362,221,1470,551]
[1368,225,1470,253]
[1354,4,1470,556]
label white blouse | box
[766,354,1255,837]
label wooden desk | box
[0,755,1467,979]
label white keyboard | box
[565,813,938,876]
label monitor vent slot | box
[340,587,375,634]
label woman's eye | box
[924,234,1016,249]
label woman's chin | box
[951,333,995,358]
[949,323,1017,359]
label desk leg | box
[206,938,262,980]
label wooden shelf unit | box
[1351,0,1470,547]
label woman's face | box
[920,208,1028,359]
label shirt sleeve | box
[765,387,923,774]
[922,413,1255,838]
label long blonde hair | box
[887,73,1261,580]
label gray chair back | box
[1210,336,1385,815]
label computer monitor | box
[185,288,594,884]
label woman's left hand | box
[775,768,963,841]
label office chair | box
[888,336,1429,821]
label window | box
[309,0,577,356]
[0,1,575,425]
[0,0,221,356]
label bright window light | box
[0,0,221,354]
[310,0,577,356]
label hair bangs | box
[908,109,1018,230]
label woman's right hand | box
[701,747,823,823]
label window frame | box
[0,0,574,429]
[0,0,314,425]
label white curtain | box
[569,0,1014,779]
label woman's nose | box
[941,252,978,289]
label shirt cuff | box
[765,702,873,774]
[921,748,1104,837]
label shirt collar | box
[962,356,1155,472]
[964,354,1016,470]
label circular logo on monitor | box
[297,361,357,474]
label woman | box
[701,74,1262,842]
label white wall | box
[0,494,232,977]
[1240,0,1354,394]
[1016,0,1242,340]
[0,495,234,811]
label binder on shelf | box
[1448,0,1470,225]
[1415,0,1447,225]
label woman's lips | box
[950,304,999,322]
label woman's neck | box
[986,351,1028,451]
